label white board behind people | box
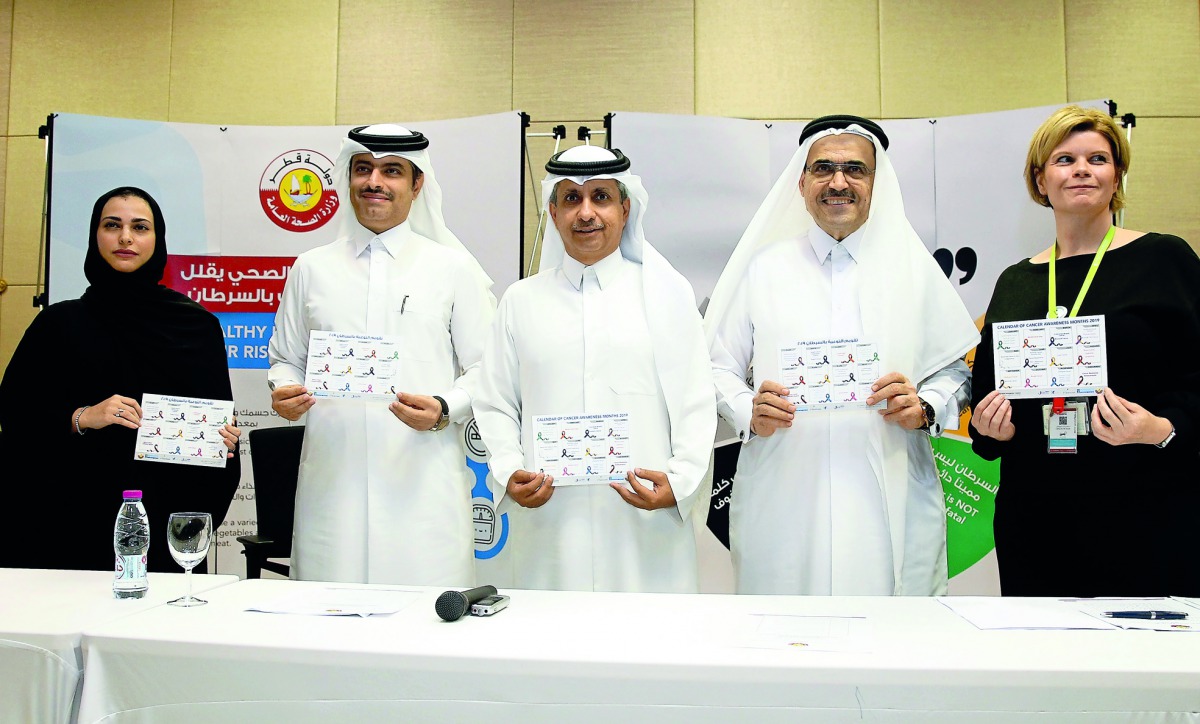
[47,111,525,583]
[608,99,1112,594]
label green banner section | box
[932,436,999,578]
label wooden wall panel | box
[8,0,171,134]
[169,0,338,125]
[0,0,12,137]
[337,0,513,124]
[0,133,6,275]
[696,0,880,119]
[514,0,693,120]
[2,136,44,287]
[1066,0,1200,117]
[880,0,1066,118]
[1122,117,1200,252]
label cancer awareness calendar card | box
[991,316,1107,399]
[778,338,886,412]
[532,413,630,486]
[135,393,234,468]
[304,330,403,401]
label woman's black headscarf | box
[79,186,219,355]
[82,186,170,293]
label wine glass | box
[167,512,212,607]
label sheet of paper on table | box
[1177,597,1200,612]
[938,597,1113,630]
[245,587,422,617]
[1067,597,1200,632]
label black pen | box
[1103,610,1189,620]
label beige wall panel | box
[1066,0,1200,117]
[880,0,1066,118]
[8,0,171,135]
[169,0,338,125]
[0,136,7,269]
[696,0,880,119]
[2,136,45,287]
[1122,117,1200,252]
[0,0,13,138]
[0,284,39,381]
[514,0,693,120]
[337,0,513,124]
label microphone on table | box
[435,584,498,622]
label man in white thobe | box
[268,125,495,585]
[708,115,980,595]
[473,146,716,592]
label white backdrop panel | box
[607,112,771,311]
[46,112,525,582]
[48,111,523,302]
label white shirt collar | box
[353,219,412,258]
[808,222,867,265]
[560,247,627,291]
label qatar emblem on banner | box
[259,149,340,232]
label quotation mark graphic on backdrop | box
[934,247,977,285]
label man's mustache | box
[820,189,859,201]
[358,185,394,200]
[821,189,856,201]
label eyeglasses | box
[804,162,874,180]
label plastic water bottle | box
[113,490,150,599]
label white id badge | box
[1041,401,1090,435]
[1047,410,1078,454]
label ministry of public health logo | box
[463,418,488,463]
[259,149,339,232]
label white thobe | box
[268,220,495,586]
[710,225,970,595]
[473,250,713,593]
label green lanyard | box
[1047,225,1116,319]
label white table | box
[0,568,237,724]
[75,579,1200,723]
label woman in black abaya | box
[0,186,240,572]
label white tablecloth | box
[74,579,1200,723]
[0,568,237,724]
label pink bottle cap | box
[122,490,143,499]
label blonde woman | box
[970,106,1200,597]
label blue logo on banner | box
[216,313,275,369]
